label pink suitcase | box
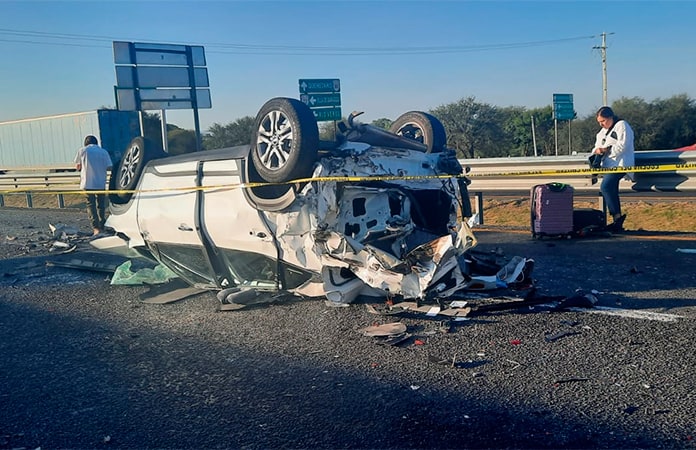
[531,183,574,238]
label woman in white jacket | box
[591,106,635,232]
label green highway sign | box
[300,93,341,108]
[299,78,340,94]
[312,107,342,122]
[553,93,574,120]
[554,104,574,112]
[554,105,575,120]
[299,78,342,121]
[553,93,573,103]
[554,112,575,120]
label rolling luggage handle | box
[546,182,569,192]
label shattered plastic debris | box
[496,256,531,284]
[49,223,80,238]
[544,330,581,342]
[359,321,412,346]
[110,260,178,285]
[425,306,440,317]
[376,332,412,346]
[358,322,407,337]
[464,275,505,290]
[216,287,294,310]
[428,355,489,369]
[449,300,468,308]
[555,291,598,310]
[554,377,589,385]
[390,302,471,318]
[49,241,77,254]
[324,300,350,308]
[365,304,405,316]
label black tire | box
[250,97,319,183]
[110,136,162,204]
[389,111,447,153]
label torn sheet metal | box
[314,228,470,301]
[140,278,205,304]
[46,258,121,273]
[265,159,489,302]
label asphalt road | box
[1,208,695,449]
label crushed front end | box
[305,144,475,303]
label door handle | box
[178,224,194,232]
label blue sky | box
[1,1,695,132]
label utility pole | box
[531,115,538,157]
[593,32,614,106]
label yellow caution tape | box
[468,162,696,178]
[2,162,695,197]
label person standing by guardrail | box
[74,135,112,236]
[591,106,635,232]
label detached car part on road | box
[94,97,476,304]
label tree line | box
[150,94,696,158]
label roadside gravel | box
[1,207,695,449]
[0,207,94,259]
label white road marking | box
[569,306,683,322]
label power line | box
[0,37,106,49]
[0,27,596,56]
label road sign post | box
[113,41,211,151]
[552,93,575,155]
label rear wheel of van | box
[389,111,447,153]
[110,136,164,204]
[250,97,319,183]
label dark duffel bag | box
[573,208,606,233]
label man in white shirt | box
[74,135,113,235]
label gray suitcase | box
[531,183,574,238]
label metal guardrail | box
[464,149,696,192]
[0,171,83,208]
[1,150,695,209]
[463,149,696,225]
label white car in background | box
[94,97,475,304]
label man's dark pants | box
[86,191,107,231]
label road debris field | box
[1,207,696,449]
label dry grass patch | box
[483,198,696,232]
